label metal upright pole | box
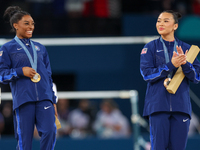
[0,87,1,104]
[130,90,140,150]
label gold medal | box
[163,78,171,88]
[31,73,41,83]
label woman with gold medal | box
[140,10,200,150]
[0,6,57,150]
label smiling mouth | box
[26,31,32,34]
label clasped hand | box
[171,46,188,68]
[22,67,36,78]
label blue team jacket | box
[0,38,56,110]
[140,37,200,118]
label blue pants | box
[149,112,190,150]
[13,100,57,150]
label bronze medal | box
[31,73,41,83]
[163,78,171,88]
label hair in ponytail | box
[3,6,30,32]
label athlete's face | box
[13,15,35,39]
[101,102,112,114]
[156,12,178,38]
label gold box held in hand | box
[55,115,61,130]
[166,45,200,94]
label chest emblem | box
[35,45,40,51]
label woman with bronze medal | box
[140,10,200,150]
[0,6,58,150]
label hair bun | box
[176,12,182,19]
[3,6,22,21]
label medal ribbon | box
[160,37,177,78]
[14,36,37,71]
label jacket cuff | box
[15,67,24,77]
[181,61,191,70]
[166,61,176,72]
[53,100,57,104]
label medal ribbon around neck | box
[160,37,178,79]
[14,36,37,71]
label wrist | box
[182,61,187,65]
[16,67,24,76]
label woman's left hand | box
[176,46,188,65]
[182,50,188,65]
[54,104,58,117]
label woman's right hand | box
[171,46,187,68]
[22,67,36,78]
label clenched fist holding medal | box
[22,67,41,82]
[14,36,41,83]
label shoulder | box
[112,109,122,116]
[96,110,105,118]
[0,39,17,51]
[1,39,16,47]
[141,38,160,55]
[31,40,46,51]
[144,38,161,49]
[69,108,80,115]
[31,40,43,46]
[176,38,191,50]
